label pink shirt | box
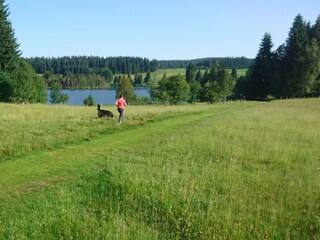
[115,98,126,109]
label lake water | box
[47,87,150,105]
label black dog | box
[97,104,114,118]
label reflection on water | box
[47,87,150,105]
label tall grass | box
[0,103,209,162]
[0,99,319,239]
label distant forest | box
[26,56,253,76]
[157,57,253,69]
[24,56,252,89]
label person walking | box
[115,94,127,124]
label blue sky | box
[5,0,320,60]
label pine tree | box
[186,62,196,83]
[272,44,287,97]
[284,14,312,97]
[50,81,63,104]
[312,15,320,42]
[144,71,152,84]
[195,69,202,82]
[201,69,209,86]
[0,1,47,103]
[246,33,275,100]
[231,68,237,79]
[134,73,143,85]
[0,0,20,73]
[310,15,320,95]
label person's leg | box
[117,108,124,123]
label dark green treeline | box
[235,14,320,100]
[26,56,252,75]
[25,56,252,90]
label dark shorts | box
[117,108,124,114]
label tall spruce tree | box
[144,71,152,84]
[284,14,312,97]
[231,68,238,79]
[246,33,275,100]
[310,15,320,95]
[186,62,196,83]
[0,0,20,73]
[272,44,287,97]
[0,1,47,103]
[312,15,320,42]
[195,69,202,82]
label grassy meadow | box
[0,99,319,239]
[125,68,186,83]
[154,68,248,79]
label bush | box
[130,96,151,105]
[83,94,96,106]
[265,95,276,102]
[0,72,14,102]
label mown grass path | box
[0,107,228,197]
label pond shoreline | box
[47,87,150,105]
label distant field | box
[124,68,186,82]
[234,68,247,77]
[0,99,319,239]
[151,68,186,82]
[126,68,247,83]
[152,68,248,81]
